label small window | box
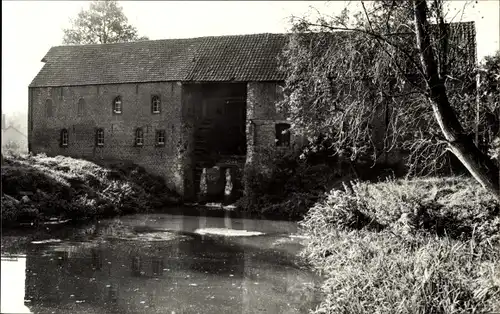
[151,95,161,113]
[113,96,122,114]
[275,123,291,147]
[96,128,104,146]
[45,99,53,117]
[131,256,141,276]
[60,129,69,147]
[135,128,144,146]
[91,249,102,270]
[78,98,85,116]
[156,130,166,146]
[152,257,164,276]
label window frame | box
[135,128,144,146]
[113,96,122,114]
[156,129,166,146]
[275,123,291,147]
[60,129,69,147]
[96,128,104,146]
[151,95,161,114]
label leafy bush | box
[300,177,500,314]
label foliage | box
[2,140,22,154]
[1,154,180,227]
[301,177,500,313]
[477,50,500,160]
[238,147,355,219]
[278,1,482,176]
[62,0,148,45]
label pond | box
[1,211,323,314]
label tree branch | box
[295,18,427,86]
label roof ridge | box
[51,32,287,49]
[3,125,27,137]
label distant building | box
[2,114,28,154]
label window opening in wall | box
[131,256,141,277]
[152,257,164,276]
[96,128,104,146]
[156,129,166,146]
[60,129,69,147]
[91,249,102,270]
[275,123,291,147]
[78,98,85,116]
[135,128,144,146]
[45,99,53,117]
[113,96,122,114]
[151,95,161,113]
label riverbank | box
[300,176,500,313]
[1,154,181,227]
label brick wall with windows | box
[28,82,187,195]
[245,82,304,172]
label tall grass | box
[301,177,500,314]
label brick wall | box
[29,82,187,195]
[28,80,307,201]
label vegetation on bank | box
[1,154,180,227]
[300,177,500,314]
[237,150,341,220]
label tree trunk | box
[412,0,500,201]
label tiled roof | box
[29,22,476,88]
[29,33,289,87]
[441,21,477,67]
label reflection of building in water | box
[21,216,319,313]
[23,220,201,313]
[1,255,32,314]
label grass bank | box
[1,154,180,227]
[300,177,500,313]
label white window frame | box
[113,97,122,114]
[156,130,165,146]
[152,95,161,114]
[96,129,104,146]
[135,128,144,146]
[61,129,68,146]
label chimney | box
[1,114,5,130]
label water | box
[1,211,322,314]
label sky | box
[2,0,499,116]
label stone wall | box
[245,82,303,175]
[28,82,187,195]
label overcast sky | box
[2,1,499,115]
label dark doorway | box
[191,83,247,202]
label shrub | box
[300,177,500,313]
[238,147,340,219]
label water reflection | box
[2,213,322,314]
